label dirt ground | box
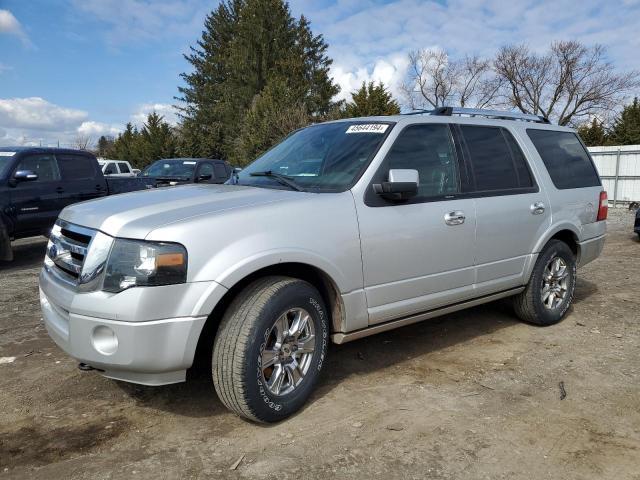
[0,209,638,480]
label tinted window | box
[383,124,459,198]
[103,162,117,175]
[57,154,96,180]
[117,162,131,173]
[16,154,60,182]
[198,163,214,178]
[214,163,227,179]
[143,159,197,179]
[504,131,534,188]
[462,126,523,191]
[527,130,600,189]
[0,151,16,178]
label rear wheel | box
[212,276,328,422]
[513,240,576,325]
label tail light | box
[596,191,608,221]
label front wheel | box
[513,240,577,325]
[212,276,329,422]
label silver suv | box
[39,108,607,422]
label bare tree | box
[401,49,500,110]
[73,135,92,150]
[495,41,640,125]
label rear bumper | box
[578,234,605,268]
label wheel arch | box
[189,261,345,373]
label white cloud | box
[0,9,32,47]
[0,97,88,131]
[295,0,640,107]
[332,54,409,102]
[77,121,122,137]
[131,103,179,126]
[0,62,12,74]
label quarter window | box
[527,129,600,189]
[384,124,459,198]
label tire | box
[212,276,329,422]
[513,240,577,326]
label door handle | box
[531,202,545,215]
[444,211,465,226]
[56,187,64,194]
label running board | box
[331,287,524,344]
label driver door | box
[355,124,477,325]
[9,153,63,236]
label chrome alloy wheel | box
[541,256,569,310]
[260,308,316,396]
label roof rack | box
[403,106,551,124]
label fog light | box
[92,325,118,355]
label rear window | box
[118,162,131,173]
[57,154,96,180]
[214,163,227,179]
[527,130,600,189]
[460,126,534,192]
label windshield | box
[142,159,197,179]
[235,121,393,191]
[0,151,16,178]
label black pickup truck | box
[0,147,154,261]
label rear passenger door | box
[55,153,105,207]
[457,125,550,292]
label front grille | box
[47,221,96,283]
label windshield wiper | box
[249,170,305,192]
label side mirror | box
[373,169,419,201]
[197,173,212,182]
[14,170,39,182]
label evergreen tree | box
[139,112,177,166]
[111,123,141,163]
[577,118,607,146]
[343,81,401,118]
[177,0,339,162]
[609,97,640,145]
[96,135,115,158]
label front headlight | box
[102,239,188,293]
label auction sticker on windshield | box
[345,124,389,134]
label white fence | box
[588,145,640,207]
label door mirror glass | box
[373,168,419,201]
[14,170,39,182]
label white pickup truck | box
[98,159,140,177]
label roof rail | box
[403,107,551,124]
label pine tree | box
[96,135,115,158]
[577,118,607,146]
[139,112,177,166]
[177,0,339,162]
[343,82,401,118]
[609,98,640,145]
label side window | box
[214,162,227,179]
[57,154,96,180]
[117,162,131,174]
[104,162,118,175]
[527,130,601,189]
[384,124,459,198]
[15,154,60,182]
[504,130,534,188]
[198,163,214,178]
[461,126,523,192]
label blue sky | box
[1,0,640,146]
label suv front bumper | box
[39,268,220,385]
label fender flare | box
[531,222,581,255]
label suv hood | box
[59,184,299,238]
